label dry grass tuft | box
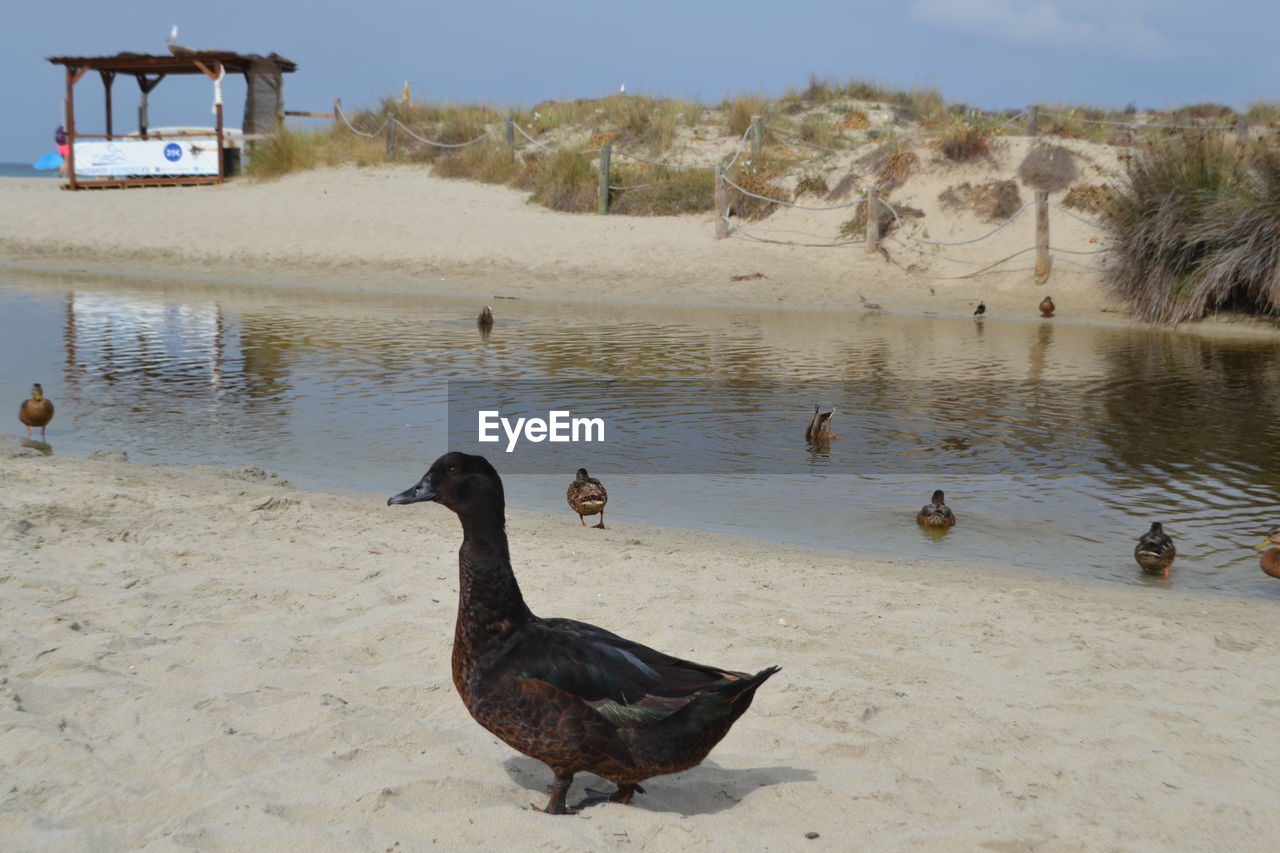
[933,119,996,162]
[938,180,1022,222]
[1061,183,1114,214]
[794,174,829,197]
[864,140,919,189]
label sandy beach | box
[3,165,1280,851]
[3,435,1279,850]
[1,150,1131,324]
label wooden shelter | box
[47,51,296,190]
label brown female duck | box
[1039,296,1055,317]
[478,305,494,327]
[388,453,778,814]
[915,490,956,527]
[1255,526,1280,579]
[566,468,608,529]
[1134,522,1176,575]
[805,405,835,443]
[18,383,54,440]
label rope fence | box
[324,99,1143,282]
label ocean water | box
[0,162,58,178]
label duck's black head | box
[388,452,505,517]
[931,489,946,505]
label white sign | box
[73,138,221,177]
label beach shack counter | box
[73,129,244,179]
[46,51,294,190]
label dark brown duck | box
[388,452,779,814]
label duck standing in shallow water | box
[1255,526,1280,579]
[18,383,54,440]
[1039,296,1055,317]
[974,301,986,316]
[388,453,778,815]
[478,305,494,327]
[566,467,608,528]
[1134,522,1176,574]
[915,490,956,527]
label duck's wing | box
[503,617,743,728]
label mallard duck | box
[973,301,986,316]
[1254,526,1280,579]
[567,468,608,529]
[388,453,779,814]
[18,383,54,440]
[915,489,956,527]
[805,405,835,443]
[478,305,494,327]
[1039,296,1055,317]
[1134,522,1176,574]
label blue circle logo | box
[163,143,182,162]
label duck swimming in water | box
[1039,296,1055,317]
[1254,526,1280,579]
[566,467,608,529]
[478,305,494,327]
[915,489,956,527]
[973,301,986,316]
[388,453,778,814]
[1134,522,1176,575]
[18,383,54,440]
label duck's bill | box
[1256,537,1273,550]
[387,482,439,506]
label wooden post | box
[505,115,515,150]
[750,115,763,158]
[215,63,225,184]
[1028,105,1039,137]
[597,142,612,214]
[1035,190,1050,281]
[866,188,880,254]
[715,166,728,238]
[100,70,115,140]
[332,98,341,130]
[1236,118,1248,144]
[65,67,77,190]
[385,113,397,158]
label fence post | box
[333,98,341,130]
[505,115,515,150]
[385,113,397,158]
[715,166,728,238]
[1035,190,1050,282]
[750,115,763,158]
[866,188,881,255]
[1027,105,1039,137]
[598,142,612,215]
[1236,118,1248,144]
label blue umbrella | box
[33,151,62,170]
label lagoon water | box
[3,268,1278,596]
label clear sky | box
[2,0,1277,162]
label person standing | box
[54,125,69,177]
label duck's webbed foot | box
[533,773,578,815]
[575,782,645,809]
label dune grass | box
[1106,134,1280,321]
